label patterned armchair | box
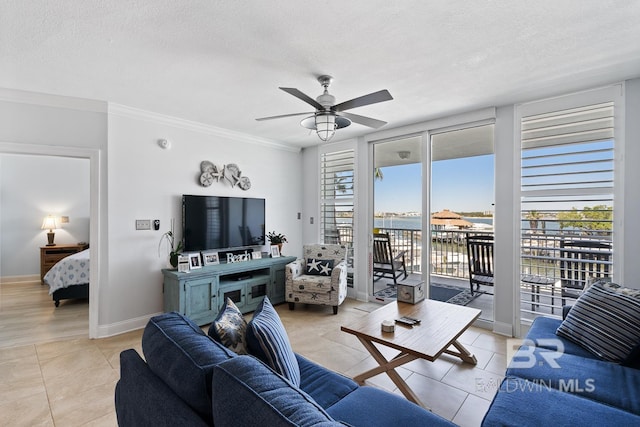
[285,244,348,315]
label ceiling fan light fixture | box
[315,112,337,142]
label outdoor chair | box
[466,234,494,295]
[560,239,612,305]
[372,233,408,286]
[285,244,348,314]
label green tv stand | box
[162,256,296,326]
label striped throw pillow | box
[556,282,640,362]
[246,296,300,386]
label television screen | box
[182,195,265,252]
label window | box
[320,149,355,276]
[519,90,617,321]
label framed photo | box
[188,252,202,269]
[202,251,220,266]
[251,251,262,260]
[270,245,281,258]
[177,254,190,272]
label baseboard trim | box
[492,320,514,337]
[0,274,40,284]
[96,311,162,338]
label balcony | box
[333,225,612,322]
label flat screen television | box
[182,195,266,252]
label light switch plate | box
[136,219,151,230]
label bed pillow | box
[556,281,640,362]
[208,298,248,354]
[306,259,334,276]
[246,296,301,386]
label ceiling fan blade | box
[279,87,324,110]
[333,89,393,112]
[255,112,313,121]
[340,112,387,129]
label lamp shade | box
[315,113,337,142]
[41,216,58,231]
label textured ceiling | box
[2,1,640,148]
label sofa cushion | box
[115,349,210,427]
[247,296,301,386]
[306,258,334,276]
[208,297,248,354]
[142,312,236,421]
[326,386,456,427]
[296,354,358,409]
[507,346,640,414]
[482,377,640,426]
[211,356,345,426]
[556,282,640,362]
[525,316,600,360]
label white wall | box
[102,108,303,331]
[0,154,89,276]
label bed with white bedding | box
[43,248,90,306]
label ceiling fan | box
[256,75,393,142]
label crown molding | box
[108,103,300,153]
[0,87,107,113]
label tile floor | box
[0,281,508,426]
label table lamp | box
[41,215,58,246]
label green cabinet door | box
[184,277,218,324]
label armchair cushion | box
[306,258,334,276]
[247,296,301,386]
[556,281,640,362]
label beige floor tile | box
[484,352,507,376]
[81,410,118,427]
[44,364,118,403]
[50,379,118,426]
[0,390,54,427]
[441,363,503,400]
[0,353,42,382]
[471,332,508,355]
[36,338,95,361]
[453,393,492,427]
[403,372,469,420]
[0,344,37,363]
[39,346,112,382]
[0,374,46,405]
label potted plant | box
[266,231,287,255]
[158,219,184,269]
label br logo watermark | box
[506,338,565,368]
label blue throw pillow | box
[556,282,640,362]
[306,258,334,276]
[246,296,301,386]
[208,297,248,354]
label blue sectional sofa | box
[115,311,455,427]
[482,309,640,425]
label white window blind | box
[320,149,355,247]
[520,101,615,319]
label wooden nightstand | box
[40,243,89,284]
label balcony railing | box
[333,225,613,319]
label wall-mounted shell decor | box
[199,161,251,190]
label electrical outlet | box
[135,219,151,230]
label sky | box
[374,154,495,214]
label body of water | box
[373,216,566,233]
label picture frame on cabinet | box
[177,255,190,272]
[251,251,262,260]
[202,251,220,266]
[270,245,281,258]
[188,252,202,269]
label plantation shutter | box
[320,149,355,247]
[519,96,615,319]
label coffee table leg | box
[352,337,428,409]
[444,339,478,365]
